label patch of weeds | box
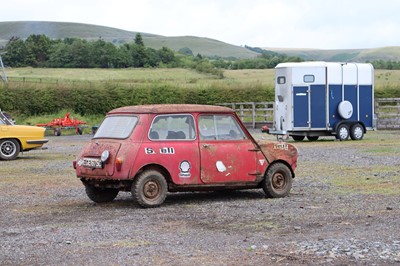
[328,165,400,196]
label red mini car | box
[74,104,298,208]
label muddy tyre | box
[132,170,167,208]
[262,162,292,198]
[0,139,20,160]
[307,136,319,141]
[85,185,119,203]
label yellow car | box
[0,111,48,160]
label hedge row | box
[0,82,274,116]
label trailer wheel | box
[337,124,349,141]
[307,136,319,141]
[350,123,364,140]
[54,128,61,136]
[292,135,305,141]
[262,162,292,198]
[132,170,167,208]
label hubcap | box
[1,141,16,157]
[354,126,363,139]
[143,180,160,199]
[339,127,348,139]
[272,172,285,190]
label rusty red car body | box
[74,104,298,207]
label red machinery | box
[37,112,87,136]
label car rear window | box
[94,115,138,139]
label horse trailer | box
[271,62,375,141]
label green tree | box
[134,33,144,46]
[178,47,193,56]
[158,46,176,65]
[3,37,28,67]
[25,34,52,67]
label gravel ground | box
[0,130,399,265]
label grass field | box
[3,67,400,129]
[5,67,400,88]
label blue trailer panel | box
[273,62,375,141]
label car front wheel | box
[0,139,20,160]
[132,170,167,208]
[262,162,293,198]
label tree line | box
[1,33,304,73]
[4,33,396,70]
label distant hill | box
[1,21,399,62]
[264,47,400,62]
[0,21,259,59]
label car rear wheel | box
[85,185,119,203]
[132,170,167,208]
[0,139,20,160]
[262,162,292,198]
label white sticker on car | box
[179,160,191,178]
[145,147,156,154]
[160,147,175,154]
[216,161,227,172]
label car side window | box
[149,114,196,140]
[199,115,246,140]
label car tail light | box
[115,157,123,171]
[73,160,77,169]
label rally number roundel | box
[338,101,353,119]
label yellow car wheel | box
[0,139,20,160]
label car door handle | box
[202,144,210,148]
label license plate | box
[79,158,103,169]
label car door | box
[145,114,200,185]
[198,114,258,184]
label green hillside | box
[1,21,399,62]
[0,21,259,59]
[265,47,400,62]
[0,21,157,40]
[143,36,259,59]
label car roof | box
[108,104,233,114]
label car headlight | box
[101,150,110,163]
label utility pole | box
[0,53,8,83]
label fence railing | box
[222,99,400,130]
[375,98,400,130]
[219,102,274,128]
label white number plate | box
[79,158,103,168]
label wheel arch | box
[0,137,22,151]
[134,163,172,184]
[264,160,295,179]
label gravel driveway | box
[0,130,399,265]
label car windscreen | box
[94,115,138,139]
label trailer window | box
[303,75,315,83]
[277,76,286,84]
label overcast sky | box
[2,0,400,49]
